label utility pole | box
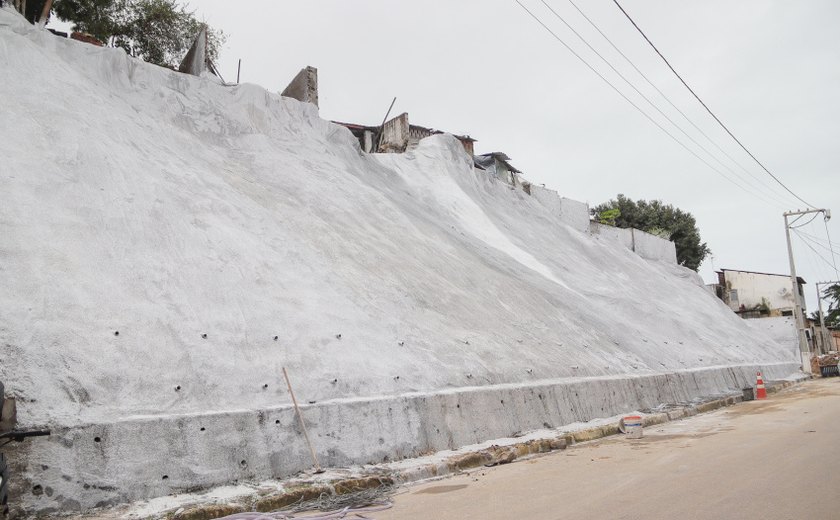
[784,208,832,372]
[816,280,839,355]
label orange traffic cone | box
[755,372,767,400]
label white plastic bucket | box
[622,415,643,439]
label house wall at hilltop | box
[474,152,521,187]
[281,66,319,107]
[716,269,806,317]
[343,113,475,156]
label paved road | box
[379,378,840,520]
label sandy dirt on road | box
[379,379,840,520]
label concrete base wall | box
[11,361,798,514]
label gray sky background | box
[74,1,840,310]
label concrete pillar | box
[281,66,319,107]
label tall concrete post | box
[817,281,839,355]
[817,283,828,355]
[784,211,811,373]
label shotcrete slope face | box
[0,8,796,511]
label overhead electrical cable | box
[798,234,840,262]
[561,0,803,209]
[610,0,817,210]
[794,230,840,256]
[793,231,839,272]
[793,217,840,279]
[789,212,820,229]
[824,219,840,279]
[512,0,780,206]
[535,0,790,209]
[798,235,824,282]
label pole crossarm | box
[784,208,831,217]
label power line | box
[795,222,840,282]
[512,1,780,205]
[789,212,820,229]
[793,230,838,273]
[560,0,801,209]
[791,217,840,280]
[795,230,840,256]
[535,0,790,209]
[610,0,817,210]
[798,233,824,284]
[824,218,840,279]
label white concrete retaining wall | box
[559,197,590,233]
[632,228,678,264]
[530,186,590,233]
[0,12,797,515]
[590,221,634,250]
[744,316,798,352]
[12,361,799,513]
[589,223,678,264]
[530,185,562,214]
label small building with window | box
[473,152,522,187]
[710,268,806,318]
[333,113,475,156]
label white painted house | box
[713,269,806,318]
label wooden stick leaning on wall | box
[282,367,324,474]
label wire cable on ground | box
[560,0,803,209]
[217,484,396,520]
[513,0,780,206]
[217,502,392,520]
[609,0,816,210]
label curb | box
[388,379,800,484]
[172,476,393,520]
[167,378,802,519]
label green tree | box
[115,0,225,67]
[32,0,224,68]
[597,208,620,226]
[594,194,710,271]
[52,0,122,40]
[822,283,840,328]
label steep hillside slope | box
[0,8,798,513]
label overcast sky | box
[74,1,840,310]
